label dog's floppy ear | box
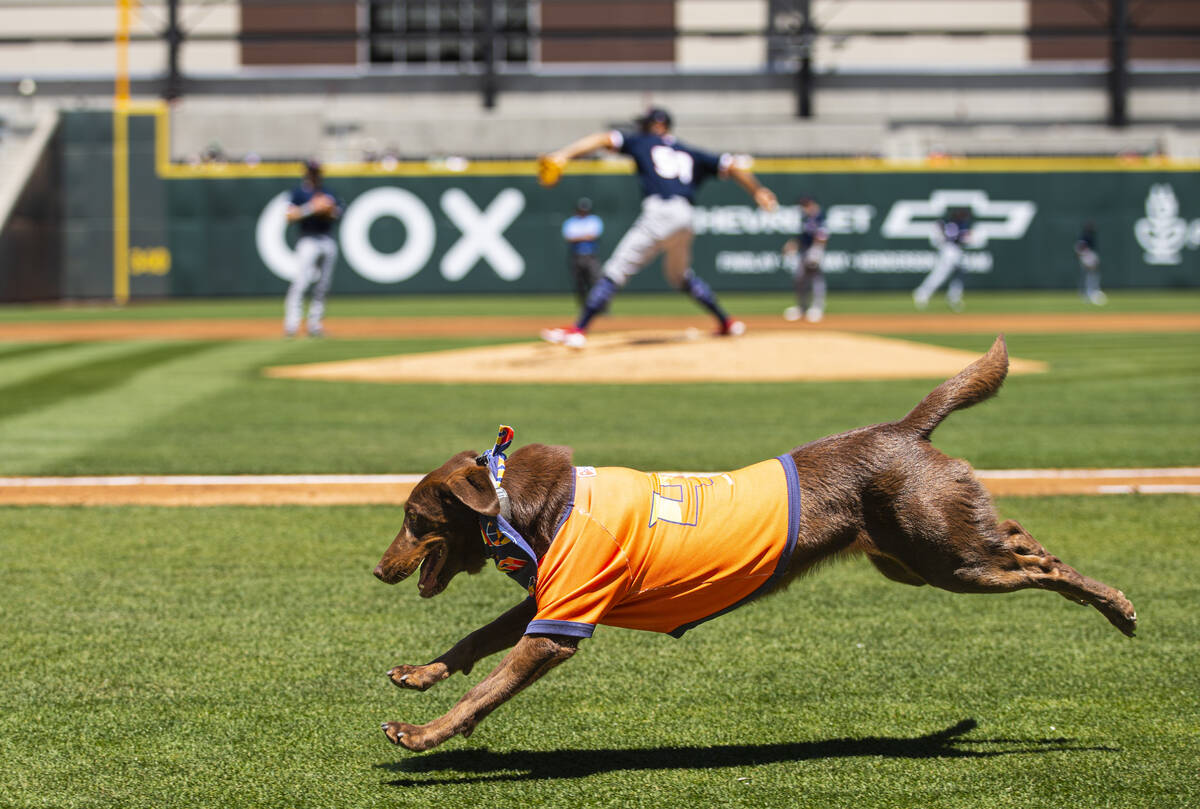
[444,464,501,517]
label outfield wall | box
[36,108,1200,300]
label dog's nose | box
[373,563,386,580]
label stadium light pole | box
[164,0,182,101]
[113,0,132,306]
[481,0,497,109]
[1107,0,1129,128]
[795,0,814,119]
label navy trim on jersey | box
[526,618,596,638]
[667,454,802,638]
[552,470,578,540]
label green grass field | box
[0,291,1197,808]
[0,292,1197,475]
[1,499,1195,809]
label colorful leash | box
[476,425,538,596]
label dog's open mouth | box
[417,543,447,598]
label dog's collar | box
[479,511,538,596]
[476,425,537,595]
[495,486,513,522]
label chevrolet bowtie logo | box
[881,190,1037,247]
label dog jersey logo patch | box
[648,475,713,528]
[576,466,597,477]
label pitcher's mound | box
[265,330,1045,385]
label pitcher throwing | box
[538,107,778,348]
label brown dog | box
[373,335,1136,752]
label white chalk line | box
[0,468,1197,489]
[0,474,425,487]
[975,467,1200,479]
[1097,484,1200,495]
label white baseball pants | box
[603,196,695,287]
[284,234,337,335]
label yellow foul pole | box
[113,0,132,305]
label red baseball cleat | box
[540,325,587,348]
[716,318,746,337]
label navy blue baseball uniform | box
[798,208,828,250]
[1075,224,1105,304]
[284,175,342,337]
[784,200,830,322]
[914,212,973,311]
[615,131,726,203]
[290,185,339,236]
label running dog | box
[373,335,1136,752]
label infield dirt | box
[264,329,1046,385]
[0,311,1194,341]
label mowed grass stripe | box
[0,342,217,422]
[0,341,164,390]
[0,341,301,475]
[0,341,77,362]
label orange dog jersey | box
[525,455,802,638]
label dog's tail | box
[900,334,1009,440]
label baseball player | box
[913,207,972,312]
[562,197,604,307]
[782,196,829,323]
[284,160,342,338]
[538,107,778,348]
[1075,222,1106,305]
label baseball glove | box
[309,193,335,216]
[537,155,565,187]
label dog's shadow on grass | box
[377,718,1118,787]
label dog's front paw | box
[381,721,440,752]
[387,663,449,691]
[1105,591,1138,638]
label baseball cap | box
[576,197,593,213]
[303,159,322,175]
[638,107,672,129]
